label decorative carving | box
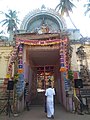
[4,56,10,60]
[76,46,90,83]
[20,7,67,31]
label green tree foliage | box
[55,0,76,16]
[0,10,20,41]
[68,69,74,81]
[0,10,20,32]
[55,0,83,37]
[84,2,90,16]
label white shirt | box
[45,88,55,102]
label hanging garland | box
[4,42,20,86]
[59,39,69,72]
[16,38,68,46]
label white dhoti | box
[47,98,54,117]
[45,88,55,118]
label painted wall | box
[0,46,13,79]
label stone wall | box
[71,44,90,73]
[0,46,13,79]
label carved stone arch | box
[20,7,67,32]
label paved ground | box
[0,105,90,120]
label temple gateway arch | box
[13,6,71,111]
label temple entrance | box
[30,65,59,105]
[26,45,60,105]
[8,6,71,111]
[30,66,55,105]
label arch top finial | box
[41,5,46,10]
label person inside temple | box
[24,82,30,111]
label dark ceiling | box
[28,48,60,66]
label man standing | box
[24,82,30,111]
[45,84,55,119]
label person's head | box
[48,84,52,88]
[26,82,29,86]
[48,79,51,82]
